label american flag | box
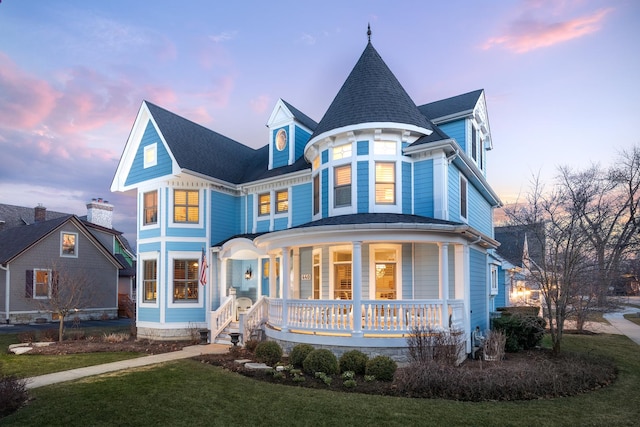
[199,248,208,286]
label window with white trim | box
[173,259,199,302]
[34,269,51,299]
[460,176,468,220]
[334,164,351,208]
[313,175,320,215]
[375,162,395,205]
[332,143,352,160]
[61,232,78,257]
[258,193,271,216]
[143,259,157,303]
[276,190,288,214]
[374,140,396,155]
[143,143,157,168]
[143,191,158,225]
[333,249,352,300]
[173,189,199,223]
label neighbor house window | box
[460,176,468,220]
[313,174,320,215]
[143,191,158,225]
[258,193,271,216]
[173,259,199,302]
[143,260,157,303]
[174,190,199,223]
[334,165,351,208]
[332,143,352,160]
[61,232,78,257]
[276,190,288,213]
[34,269,51,299]
[375,162,395,204]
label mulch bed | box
[20,339,192,355]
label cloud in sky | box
[483,7,613,53]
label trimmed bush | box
[366,355,397,382]
[339,350,368,374]
[289,344,315,368]
[303,349,339,375]
[0,375,28,417]
[254,341,283,366]
[493,314,546,352]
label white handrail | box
[210,297,234,341]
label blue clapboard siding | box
[210,191,240,245]
[165,307,206,323]
[439,119,466,151]
[274,217,288,231]
[413,159,434,217]
[246,194,254,234]
[357,140,369,155]
[321,169,328,218]
[495,267,507,308]
[402,162,412,214]
[413,243,439,298]
[292,183,312,226]
[294,126,311,160]
[357,161,369,213]
[469,248,488,331]
[272,127,289,168]
[256,219,270,233]
[321,149,329,164]
[138,307,160,322]
[448,165,461,222]
[468,182,492,236]
[402,243,412,299]
[125,121,173,186]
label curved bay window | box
[173,259,199,302]
[143,259,157,303]
[334,165,352,208]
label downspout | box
[1,264,9,323]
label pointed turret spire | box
[367,23,371,42]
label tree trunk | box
[58,314,65,342]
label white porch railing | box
[283,299,465,335]
[210,296,234,339]
[240,296,268,338]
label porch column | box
[281,247,290,333]
[439,243,450,328]
[352,241,363,337]
[269,254,276,298]
[219,256,228,299]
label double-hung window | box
[375,162,395,204]
[61,232,77,257]
[34,269,51,299]
[143,191,158,225]
[173,259,198,302]
[258,193,271,216]
[143,260,157,303]
[313,175,320,215]
[276,190,288,214]
[334,165,351,208]
[174,190,199,223]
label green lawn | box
[623,313,640,326]
[2,333,640,426]
[0,329,144,378]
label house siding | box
[448,165,461,223]
[413,243,439,299]
[211,191,240,245]
[468,182,492,236]
[401,243,412,299]
[469,248,488,331]
[291,183,311,227]
[439,119,466,150]
[413,159,434,217]
[125,121,172,186]
[357,161,369,213]
[321,169,328,218]
[357,140,369,156]
[294,126,311,160]
[402,162,412,214]
[274,217,288,231]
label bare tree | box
[38,265,95,342]
[558,146,640,306]
[506,174,590,355]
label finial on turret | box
[367,23,371,42]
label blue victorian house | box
[111,36,502,358]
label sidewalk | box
[25,343,230,389]
[603,307,640,346]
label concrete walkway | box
[603,307,640,346]
[25,343,230,389]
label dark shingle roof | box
[146,102,261,184]
[495,224,544,267]
[115,253,136,276]
[408,125,452,148]
[0,215,72,263]
[310,42,432,140]
[294,213,461,229]
[213,233,267,247]
[0,203,68,230]
[418,89,483,121]
[281,100,318,131]
[240,146,310,183]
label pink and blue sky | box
[1,0,638,244]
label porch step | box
[213,322,241,346]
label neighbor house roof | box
[310,42,433,140]
[418,89,483,122]
[0,215,72,263]
[495,224,544,268]
[0,203,68,231]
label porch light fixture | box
[245,266,253,280]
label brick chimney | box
[86,198,113,229]
[34,204,47,222]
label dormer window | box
[333,143,352,160]
[334,165,352,208]
[276,190,288,213]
